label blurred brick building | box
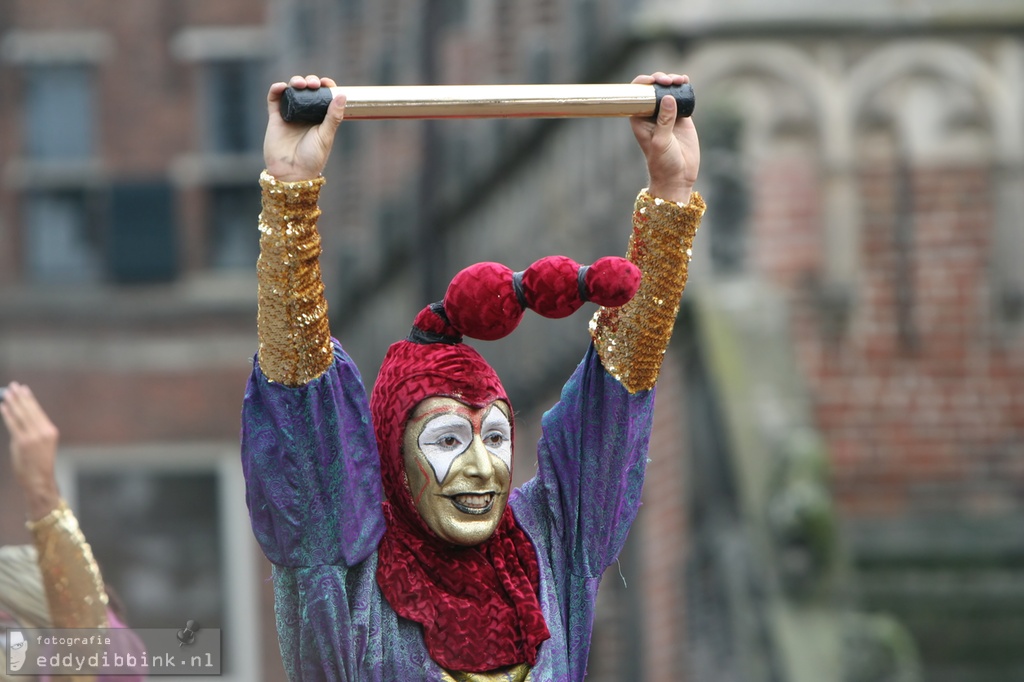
[2,1,1023,682]
[0,1,277,680]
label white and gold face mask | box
[402,397,512,547]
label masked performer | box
[242,72,703,681]
[0,383,145,682]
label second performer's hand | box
[629,72,700,205]
[1,382,62,521]
[264,74,348,182]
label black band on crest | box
[512,271,529,311]
[407,302,463,345]
[577,265,591,303]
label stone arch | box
[848,38,1024,324]
[847,39,1011,163]
[685,41,858,294]
[687,41,849,163]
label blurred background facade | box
[1,1,1022,681]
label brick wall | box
[0,0,268,280]
[0,1,278,678]
[756,153,1024,520]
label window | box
[22,189,102,283]
[76,472,223,630]
[24,64,95,160]
[440,0,467,27]
[20,64,100,283]
[701,106,749,275]
[107,180,178,284]
[338,0,364,21]
[203,60,265,155]
[527,40,552,83]
[57,447,259,682]
[173,28,268,272]
[208,184,262,270]
[378,193,414,255]
[573,0,600,66]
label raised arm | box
[1,382,109,629]
[257,75,348,386]
[244,77,384,570]
[513,73,705,577]
[590,71,705,392]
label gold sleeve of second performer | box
[27,500,109,630]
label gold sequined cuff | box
[442,663,532,682]
[27,499,109,629]
[257,170,334,386]
[589,189,705,393]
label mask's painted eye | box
[418,413,473,482]
[433,434,464,450]
[482,406,512,471]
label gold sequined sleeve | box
[27,499,109,629]
[589,189,705,393]
[257,170,334,386]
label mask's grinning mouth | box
[449,492,496,515]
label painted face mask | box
[402,397,513,547]
[369,254,640,673]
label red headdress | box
[370,255,640,672]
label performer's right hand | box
[264,74,347,182]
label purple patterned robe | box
[242,339,653,681]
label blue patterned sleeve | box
[241,339,385,568]
[516,343,654,578]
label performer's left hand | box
[630,72,700,204]
[264,74,348,182]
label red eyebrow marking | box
[414,459,432,504]
[408,403,473,438]
[411,403,464,422]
